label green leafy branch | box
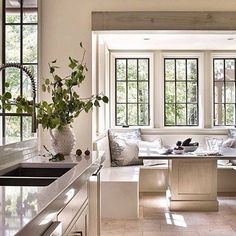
[0,42,109,130]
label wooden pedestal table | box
[139,149,236,212]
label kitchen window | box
[164,58,199,126]
[0,0,38,145]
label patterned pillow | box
[108,129,143,167]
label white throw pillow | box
[138,138,168,166]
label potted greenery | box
[0,43,108,155]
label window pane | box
[127,59,137,80]
[117,82,126,103]
[176,60,186,80]
[226,82,235,103]
[214,82,224,103]
[128,82,137,103]
[139,104,148,125]
[23,116,34,140]
[187,59,197,80]
[128,104,137,125]
[225,60,235,81]
[23,0,38,23]
[6,0,20,23]
[176,82,186,103]
[187,104,198,125]
[215,104,225,126]
[138,59,148,80]
[165,104,175,125]
[165,59,175,80]
[138,82,148,103]
[116,104,126,126]
[226,104,235,125]
[187,82,197,103]
[176,104,186,125]
[6,25,20,62]
[5,68,20,99]
[165,82,175,103]
[5,116,21,144]
[23,25,38,63]
[214,60,224,81]
[23,65,37,100]
[116,59,126,81]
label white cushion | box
[138,138,168,166]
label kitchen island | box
[0,151,103,236]
[139,148,236,211]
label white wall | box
[40,0,236,151]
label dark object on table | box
[182,138,192,146]
[84,149,90,156]
[76,149,82,156]
[176,141,182,147]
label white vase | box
[49,125,75,155]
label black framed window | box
[1,0,38,145]
[115,58,150,126]
[164,58,199,126]
[213,58,236,126]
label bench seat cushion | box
[101,166,140,182]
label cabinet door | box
[69,205,88,236]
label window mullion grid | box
[185,59,188,125]
[235,59,236,127]
[174,59,177,126]
[126,59,128,126]
[137,59,139,126]
[115,59,118,126]
[196,58,199,126]
[223,59,226,126]
[20,0,23,141]
[147,58,150,126]
[213,59,216,126]
[2,0,6,144]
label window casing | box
[1,0,38,145]
[213,58,236,126]
[164,58,199,126]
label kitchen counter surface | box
[0,151,103,236]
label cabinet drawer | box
[68,204,88,236]
[58,183,88,233]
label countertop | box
[0,151,103,236]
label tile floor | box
[101,193,236,236]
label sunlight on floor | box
[165,212,187,227]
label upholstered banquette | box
[95,129,236,219]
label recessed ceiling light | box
[143,38,150,41]
[227,37,235,41]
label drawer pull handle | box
[71,231,82,236]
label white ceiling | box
[100,31,236,50]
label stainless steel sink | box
[0,163,76,186]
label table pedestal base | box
[168,159,218,211]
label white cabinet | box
[68,204,89,236]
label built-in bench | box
[95,131,236,219]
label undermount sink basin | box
[0,163,76,186]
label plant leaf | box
[102,96,109,103]
[42,84,46,92]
